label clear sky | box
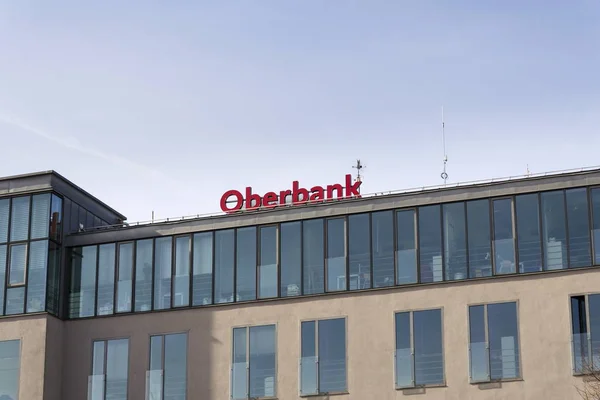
[1,1,599,223]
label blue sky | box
[1,1,599,222]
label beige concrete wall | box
[0,314,48,400]
[61,268,598,400]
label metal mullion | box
[300,221,304,295]
[23,195,33,313]
[94,245,100,317]
[323,220,329,293]
[511,197,520,274]
[415,208,421,283]
[189,234,194,307]
[150,239,156,311]
[410,311,416,386]
[170,236,176,309]
[484,305,491,381]
[563,190,572,268]
[161,335,166,400]
[131,241,137,313]
[315,321,320,394]
[233,229,238,303]
[2,197,11,315]
[344,216,349,292]
[246,327,251,398]
[393,210,398,285]
[211,232,216,305]
[113,243,121,314]
[368,213,373,289]
[586,295,593,369]
[256,227,261,300]
[587,188,596,266]
[277,224,282,298]
[490,200,497,275]
[439,205,445,282]
[464,202,471,279]
[103,339,109,397]
[537,193,545,271]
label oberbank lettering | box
[220,174,362,213]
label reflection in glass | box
[372,211,394,288]
[493,199,516,275]
[26,240,48,313]
[541,191,567,271]
[192,232,213,306]
[154,237,172,310]
[443,203,467,281]
[9,244,27,285]
[467,200,492,278]
[10,196,30,242]
[318,318,347,393]
[303,219,324,295]
[30,193,50,240]
[236,227,257,301]
[0,199,9,243]
[259,227,278,298]
[469,305,488,382]
[418,205,443,283]
[348,214,371,290]
[69,246,97,318]
[164,333,187,400]
[174,236,191,307]
[215,230,235,304]
[397,210,417,284]
[135,239,153,312]
[97,243,116,315]
[50,194,63,242]
[106,339,129,400]
[566,188,592,268]
[0,245,6,314]
[232,328,247,399]
[280,222,301,297]
[571,295,589,373]
[394,312,413,387]
[249,325,276,398]
[488,302,520,380]
[414,309,444,385]
[326,219,346,292]
[0,340,21,400]
[593,189,600,265]
[515,194,543,273]
[588,295,600,371]
[46,242,61,315]
[117,243,134,313]
[300,321,317,395]
[5,287,25,315]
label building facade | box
[1,168,600,400]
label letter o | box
[220,190,243,213]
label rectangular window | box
[50,194,63,242]
[192,232,213,306]
[5,287,25,315]
[492,199,516,275]
[0,245,6,314]
[8,244,27,286]
[541,191,567,270]
[443,203,467,281]
[418,205,443,283]
[593,189,600,265]
[134,239,153,312]
[371,211,394,288]
[0,339,20,400]
[215,229,235,304]
[326,218,346,292]
[89,338,129,400]
[46,242,61,315]
[300,318,347,395]
[469,301,520,382]
[173,236,191,307]
[395,309,444,387]
[280,222,301,297]
[26,240,48,313]
[259,226,278,299]
[97,244,116,315]
[303,219,324,295]
[466,200,492,278]
[396,209,417,284]
[154,237,172,310]
[348,214,371,290]
[0,198,9,243]
[236,227,257,301]
[231,325,277,399]
[515,194,543,273]
[10,196,29,242]
[566,188,592,268]
[116,243,134,313]
[147,333,187,400]
[30,193,50,240]
[69,246,97,318]
[571,294,600,373]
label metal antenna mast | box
[352,159,365,193]
[441,106,449,186]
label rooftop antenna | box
[441,106,449,186]
[526,164,531,177]
[352,159,365,193]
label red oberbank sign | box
[220,174,362,213]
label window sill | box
[396,383,447,390]
[300,392,349,398]
[470,378,523,389]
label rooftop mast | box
[352,159,365,194]
[441,106,449,186]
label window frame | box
[146,330,189,400]
[172,234,192,308]
[89,336,131,400]
[491,197,518,276]
[568,291,600,375]
[258,224,279,300]
[116,241,135,314]
[0,338,22,400]
[324,217,348,293]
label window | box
[566,188,592,268]
[237,227,257,301]
[443,202,467,281]
[418,205,442,283]
[116,243,134,313]
[174,236,191,307]
[69,246,97,318]
[515,194,543,273]
[147,333,187,400]
[593,189,600,265]
[89,339,129,400]
[371,211,394,288]
[326,218,346,292]
[231,325,277,399]
[541,191,567,270]
[26,240,48,313]
[0,199,9,243]
[0,339,20,400]
[469,301,520,382]
[192,232,213,306]
[300,318,347,395]
[8,244,27,286]
[154,237,172,310]
[303,219,324,295]
[97,244,116,315]
[259,226,278,299]
[0,245,6,314]
[492,199,516,275]
[280,222,301,297]
[395,309,444,387]
[134,239,153,312]
[348,214,371,290]
[466,200,492,278]
[571,294,600,374]
[46,242,61,315]
[49,194,63,242]
[215,229,235,304]
[396,209,417,284]
[10,196,29,242]
[30,194,50,240]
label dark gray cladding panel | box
[64,168,600,247]
[0,172,53,196]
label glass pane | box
[326,218,346,292]
[0,199,9,243]
[397,210,417,284]
[348,214,371,290]
[30,194,50,240]
[0,245,6,314]
[515,194,543,273]
[259,227,278,299]
[192,232,213,306]
[280,222,301,297]
[10,196,30,242]
[62,198,72,235]
[318,318,347,393]
[541,191,567,271]
[414,309,444,385]
[26,240,48,313]
[87,374,105,400]
[249,325,276,398]
[9,244,27,285]
[232,328,247,399]
[5,287,25,315]
[215,229,235,304]
[46,242,61,315]
[467,200,492,278]
[97,243,116,315]
[146,369,163,400]
[371,211,394,288]
[394,312,413,387]
[566,188,592,268]
[300,321,317,395]
[0,340,20,400]
[69,246,97,318]
[443,203,467,281]
[419,205,443,283]
[174,236,190,307]
[150,336,163,371]
[50,194,63,242]
[70,202,80,233]
[303,219,324,295]
[106,339,129,400]
[154,237,172,310]
[117,243,134,313]
[236,227,256,301]
[493,199,516,275]
[469,305,488,382]
[488,302,520,380]
[589,295,600,371]
[164,333,187,400]
[92,341,105,375]
[593,188,600,265]
[135,239,153,312]
[572,296,590,373]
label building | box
[1,167,600,400]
